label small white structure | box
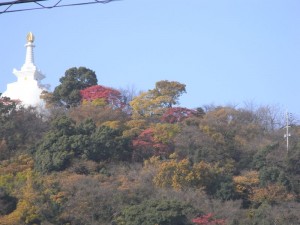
[2,32,48,107]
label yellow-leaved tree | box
[130,80,186,119]
[152,155,229,196]
[0,170,41,225]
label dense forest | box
[0,67,300,225]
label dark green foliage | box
[259,166,290,188]
[0,188,17,216]
[87,126,132,162]
[53,67,98,107]
[0,96,18,115]
[34,116,78,173]
[285,147,300,194]
[198,172,237,200]
[50,115,77,135]
[252,143,278,169]
[285,146,300,175]
[0,99,48,159]
[76,118,96,135]
[253,143,298,192]
[215,180,238,201]
[174,107,264,171]
[115,199,195,225]
[34,132,74,173]
[34,116,132,173]
[247,202,300,225]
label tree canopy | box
[1,75,300,225]
[130,80,186,119]
[52,67,98,107]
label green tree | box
[175,106,268,171]
[0,96,19,115]
[53,67,98,107]
[86,125,132,162]
[34,116,77,173]
[0,188,17,216]
[34,116,132,173]
[0,97,48,159]
[115,199,195,225]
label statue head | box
[26,32,34,43]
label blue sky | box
[1,0,300,118]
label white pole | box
[284,111,291,152]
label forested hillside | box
[1,67,300,225]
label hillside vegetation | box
[0,67,300,225]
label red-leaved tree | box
[192,213,226,225]
[132,128,173,161]
[80,85,124,109]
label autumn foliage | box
[80,85,124,108]
[132,128,173,161]
[1,75,300,225]
[192,213,226,225]
[161,107,197,123]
